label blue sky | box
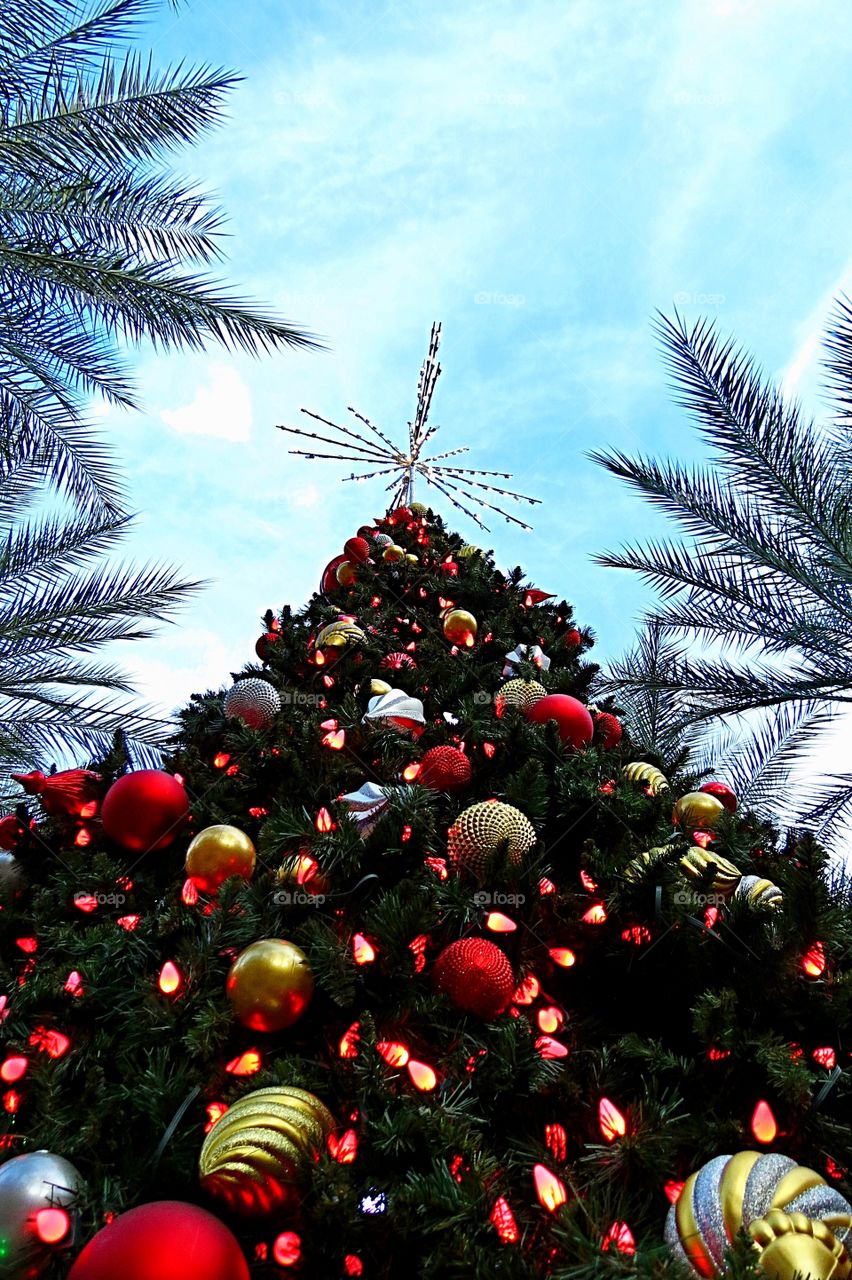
[98,0,852,791]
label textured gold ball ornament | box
[185,825,256,895]
[316,619,365,651]
[382,544,405,562]
[409,502,428,516]
[735,874,784,913]
[443,608,478,645]
[679,846,743,898]
[447,800,536,880]
[622,761,670,794]
[226,939,314,1032]
[199,1086,335,1217]
[495,678,547,715]
[664,1150,852,1280]
[674,790,726,833]
[369,677,392,696]
[336,560,357,586]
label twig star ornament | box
[278,323,540,530]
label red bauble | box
[564,628,582,648]
[255,631,280,661]
[433,938,514,1019]
[387,506,412,525]
[320,554,350,594]
[699,781,738,813]
[344,536,371,564]
[524,694,593,749]
[68,1202,249,1280]
[101,771,189,853]
[418,746,472,793]
[593,712,623,749]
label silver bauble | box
[0,1150,84,1278]
[223,678,281,730]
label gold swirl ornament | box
[316,619,365,650]
[735,874,784,913]
[750,1209,851,1280]
[666,1151,852,1279]
[199,1086,335,1216]
[679,847,743,898]
[623,846,675,883]
[622,761,670,795]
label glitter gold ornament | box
[622,761,670,795]
[409,502,428,516]
[199,1086,334,1217]
[679,846,742,898]
[735,874,784,913]
[382,544,405,562]
[443,608,477,645]
[664,1151,852,1279]
[674,791,725,833]
[226,939,314,1032]
[316,619,365,651]
[447,800,536,879]
[494,678,546,715]
[185,825,256,895]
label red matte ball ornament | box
[525,694,594,749]
[68,1202,250,1280]
[101,771,189,853]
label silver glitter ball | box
[372,533,393,547]
[223,679,281,730]
[0,1150,84,1278]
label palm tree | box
[0,0,318,513]
[0,428,200,798]
[592,305,852,839]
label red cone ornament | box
[101,771,189,853]
[433,938,514,1019]
[68,1201,249,1280]
[12,769,102,817]
[418,746,472,793]
[525,694,594,748]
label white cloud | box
[161,364,253,443]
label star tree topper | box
[277,323,541,530]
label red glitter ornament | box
[12,769,102,817]
[432,938,514,1019]
[525,694,593,749]
[593,712,623,749]
[344,536,371,563]
[699,781,738,813]
[101,771,189,853]
[418,746,473,793]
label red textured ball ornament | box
[594,712,623,749]
[68,1201,249,1280]
[101,771,189,853]
[564,628,582,648]
[418,746,472,793]
[524,694,594,749]
[433,938,514,1019]
[700,781,738,813]
[344,536,371,564]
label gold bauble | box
[622,761,670,795]
[403,552,419,564]
[336,560,357,586]
[447,800,536,880]
[382,544,405,562]
[673,791,725,833]
[409,502,428,516]
[226,939,314,1032]
[665,1150,852,1280]
[679,846,742,897]
[316,619,365,650]
[199,1085,335,1216]
[443,608,478,645]
[495,678,547,715]
[185,824,256,895]
[370,677,392,696]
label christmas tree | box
[1,335,851,1280]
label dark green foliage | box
[1,508,850,1279]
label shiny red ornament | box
[525,694,594,748]
[254,631,280,661]
[699,781,738,812]
[593,712,623,749]
[68,1202,249,1280]
[12,768,102,817]
[101,771,189,853]
[432,938,514,1019]
[320,554,350,594]
[0,814,25,850]
[417,745,473,793]
[523,588,555,607]
[344,536,372,563]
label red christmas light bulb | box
[158,961,182,995]
[751,1099,777,1143]
[599,1097,626,1141]
[533,1164,567,1211]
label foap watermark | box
[74,890,126,908]
[673,890,727,907]
[280,689,326,707]
[273,889,327,906]
[473,890,526,907]
[673,290,726,306]
[474,290,526,308]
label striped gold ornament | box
[622,761,670,795]
[623,846,675,883]
[316,620,365,650]
[735,874,784,913]
[679,847,743,898]
[199,1086,335,1216]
